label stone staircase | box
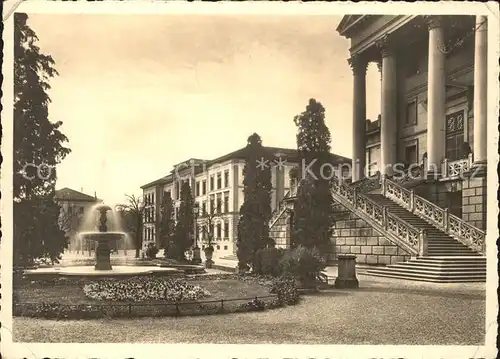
[366,194,480,257]
[267,173,486,282]
[364,256,486,282]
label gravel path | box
[13,275,485,345]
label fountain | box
[79,204,123,270]
[24,203,205,279]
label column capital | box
[424,15,444,31]
[375,34,397,58]
[347,54,368,75]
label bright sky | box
[28,14,380,205]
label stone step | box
[390,263,486,272]
[367,266,486,277]
[365,271,486,283]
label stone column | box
[348,54,368,182]
[377,36,398,176]
[473,15,488,173]
[426,16,446,178]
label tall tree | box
[172,182,195,260]
[291,99,334,254]
[236,133,273,271]
[13,13,71,266]
[159,192,175,256]
[118,194,145,258]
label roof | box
[141,146,351,190]
[336,15,380,38]
[54,187,101,202]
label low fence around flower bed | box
[14,294,282,320]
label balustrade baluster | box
[442,158,448,179]
[381,174,386,197]
[409,190,415,213]
[382,206,388,229]
[443,208,449,231]
[419,229,428,256]
[353,188,358,208]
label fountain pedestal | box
[95,239,112,270]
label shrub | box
[236,298,266,312]
[253,247,284,276]
[145,243,159,259]
[279,246,326,284]
[269,276,299,305]
[83,277,211,302]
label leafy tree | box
[291,99,334,254]
[199,205,220,250]
[172,182,195,260]
[236,133,273,271]
[118,194,145,258]
[13,13,71,266]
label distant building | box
[54,187,102,252]
[141,146,349,256]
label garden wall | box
[330,202,411,266]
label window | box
[446,110,465,161]
[224,245,228,250]
[217,172,222,189]
[405,144,418,166]
[68,206,73,215]
[209,195,215,213]
[79,206,84,214]
[202,180,207,195]
[224,221,229,238]
[216,194,222,213]
[201,201,206,215]
[406,100,417,126]
[195,181,200,197]
[224,170,229,188]
[216,245,220,250]
[216,222,222,238]
[223,192,229,213]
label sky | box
[27,14,380,205]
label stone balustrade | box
[382,175,485,254]
[332,176,425,256]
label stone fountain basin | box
[79,231,125,242]
[24,265,183,279]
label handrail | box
[332,175,424,256]
[349,172,381,193]
[382,175,485,254]
[269,192,293,228]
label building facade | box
[268,15,488,281]
[140,147,304,257]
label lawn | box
[13,278,486,344]
[14,276,272,305]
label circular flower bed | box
[83,277,211,302]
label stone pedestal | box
[192,246,202,264]
[205,259,214,269]
[95,240,112,270]
[335,254,359,289]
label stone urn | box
[204,246,214,268]
[334,254,359,289]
